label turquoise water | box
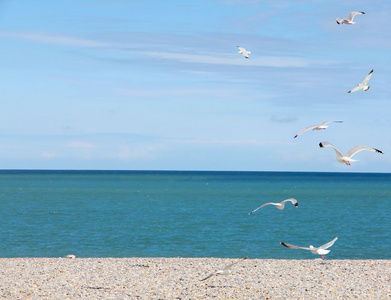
[0,170,390,259]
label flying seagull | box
[294,121,343,138]
[336,12,365,24]
[280,237,338,259]
[348,69,373,93]
[237,46,251,59]
[319,141,384,166]
[248,198,298,215]
[200,257,248,281]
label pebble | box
[0,258,390,299]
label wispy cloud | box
[117,145,164,161]
[170,139,283,145]
[271,116,298,123]
[0,30,109,48]
[67,141,95,149]
[144,51,330,68]
[114,86,255,100]
[221,0,300,8]
[42,151,57,159]
[0,30,335,68]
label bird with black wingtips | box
[348,70,373,93]
[200,257,248,281]
[319,141,384,165]
[248,198,298,215]
[294,121,343,138]
[237,46,251,59]
[336,11,365,24]
[280,237,338,259]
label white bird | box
[280,237,338,259]
[248,198,298,215]
[294,121,343,138]
[237,46,251,59]
[348,69,373,93]
[319,141,384,166]
[200,257,248,281]
[336,11,365,24]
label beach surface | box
[0,257,390,299]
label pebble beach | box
[0,257,390,299]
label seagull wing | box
[362,69,373,85]
[319,120,343,126]
[336,17,344,24]
[200,272,217,281]
[294,125,317,138]
[319,141,344,158]
[345,145,384,158]
[348,84,363,93]
[280,241,311,251]
[319,237,338,249]
[348,11,364,21]
[281,198,298,206]
[248,202,275,215]
[222,257,248,272]
[201,257,247,280]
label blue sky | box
[0,0,390,172]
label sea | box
[0,170,390,259]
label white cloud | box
[42,151,57,159]
[271,116,298,123]
[114,86,253,100]
[170,139,283,146]
[145,51,328,68]
[117,145,163,161]
[0,30,109,48]
[221,0,299,8]
[67,141,95,149]
[0,30,335,69]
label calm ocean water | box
[0,170,390,259]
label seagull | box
[348,69,373,93]
[336,11,365,24]
[237,46,251,59]
[319,141,384,166]
[294,121,343,138]
[200,257,248,281]
[248,198,298,215]
[280,237,338,259]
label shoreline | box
[1,258,390,299]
